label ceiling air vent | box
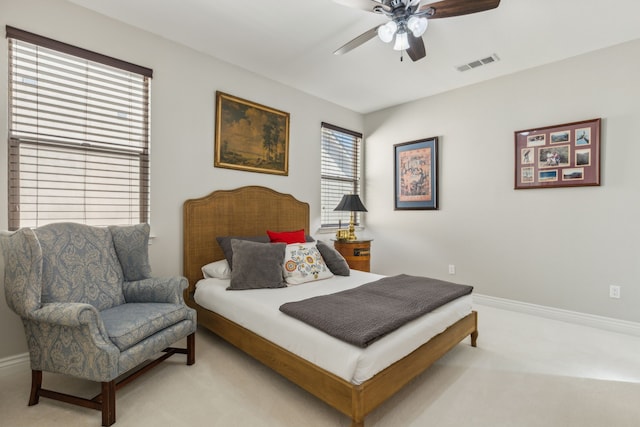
[456,53,500,72]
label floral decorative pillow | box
[283,242,333,285]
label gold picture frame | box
[214,91,289,175]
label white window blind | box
[7,26,152,230]
[320,122,363,227]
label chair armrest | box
[26,302,119,381]
[30,302,112,344]
[122,276,188,304]
[31,302,99,326]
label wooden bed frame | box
[183,186,478,427]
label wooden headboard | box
[182,186,310,295]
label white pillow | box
[283,242,333,285]
[201,259,231,280]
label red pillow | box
[267,229,306,244]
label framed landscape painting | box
[514,118,601,189]
[214,91,289,175]
[394,137,438,210]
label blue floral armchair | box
[1,222,196,426]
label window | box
[320,122,363,227]
[6,26,152,230]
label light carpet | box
[1,304,640,427]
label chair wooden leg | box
[29,370,42,406]
[101,381,116,427]
[26,336,192,426]
[186,332,196,365]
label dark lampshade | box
[334,194,368,212]
[334,194,367,241]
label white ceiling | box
[67,0,640,114]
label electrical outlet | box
[448,264,456,275]
[609,285,621,299]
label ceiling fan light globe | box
[393,31,409,51]
[377,21,397,43]
[407,16,428,37]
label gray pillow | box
[216,235,271,268]
[316,240,350,276]
[227,239,287,290]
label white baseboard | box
[473,293,640,337]
[0,352,29,370]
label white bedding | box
[194,270,472,385]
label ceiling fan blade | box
[333,0,392,13]
[420,0,500,19]
[334,26,380,55]
[406,34,426,62]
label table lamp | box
[334,194,367,241]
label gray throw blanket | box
[279,274,473,348]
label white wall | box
[364,39,640,323]
[0,0,362,359]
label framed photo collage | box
[514,118,601,189]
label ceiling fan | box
[333,0,501,62]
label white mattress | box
[194,270,472,385]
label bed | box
[182,186,478,427]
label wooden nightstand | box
[333,239,372,272]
